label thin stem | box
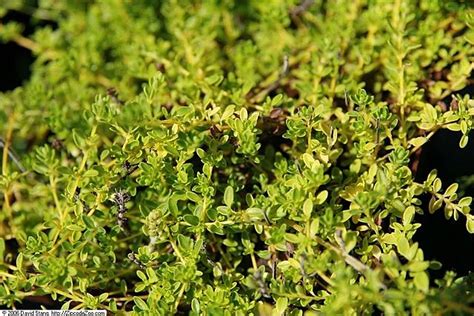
[250,253,258,270]
[277,291,324,302]
[49,175,63,225]
[44,286,109,310]
[315,271,334,287]
[173,283,187,313]
[307,123,312,152]
[0,25,58,59]
[2,114,16,235]
[113,294,148,302]
[89,269,136,288]
[409,128,438,154]
[211,235,233,269]
[69,125,98,200]
[0,271,18,279]
[165,226,185,263]
[441,298,474,314]
[0,139,25,173]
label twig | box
[247,55,291,103]
[333,229,370,275]
[0,137,25,173]
[291,0,315,17]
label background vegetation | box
[0,0,473,314]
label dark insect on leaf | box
[229,136,239,147]
[114,190,131,210]
[128,252,146,269]
[123,161,132,172]
[74,187,90,212]
[51,138,64,150]
[450,98,459,111]
[269,108,285,121]
[155,62,166,73]
[113,190,131,229]
[107,87,124,105]
[209,125,223,138]
[74,187,81,202]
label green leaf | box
[184,214,200,226]
[458,196,472,207]
[191,298,200,313]
[216,206,231,216]
[429,261,442,270]
[408,261,429,272]
[315,190,328,205]
[61,301,71,310]
[433,178,442,193]
[303,198,313,219]
[146,267,158,283]
[224,186,234,207]
[444,183,458,197]
[207,223,225,235]
[205,74,223,86]
[246,208,265,221]
[67,224,84,232]
[275,297,288,315]
[98,293,108,302]
[284,233,300,244]
[403,206,415,226]
[271,94,283,106]
[134,297,149,311]
[135,283,146,293]
[186,192,201,202]
[177,234,193,252]
[459,135,469,148]
[109,299,117,312]
[16,253,23,270]
[446,123,460,131]
[301,153,315,169]
[93,256,101,266]
[240,108,248,120]
[413,271,429,293]
[344,231,357,253]
[310,218,320,237]
[83,169,99,177]
[467,216,474,234]
[428,197,442,214]
[221,105,235,121]
[82,214,95,229]
[397,236,410,260]
[408,137,427,148]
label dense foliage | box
[0,0,473,314]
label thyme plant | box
[0,0,473,314]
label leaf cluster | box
[0,0,473,315]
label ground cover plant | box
[0,0,473,314]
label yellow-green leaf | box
[408,137,427,148]
[413,271,429,292]
[224,186,234,207]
